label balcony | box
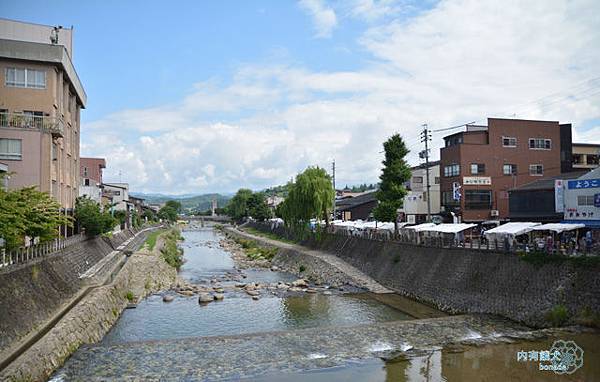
[0,112,64,138]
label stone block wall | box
[1,245,176,382]
[0,229,138,352]
[247,223,600,327]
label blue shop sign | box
[567,179,600,189]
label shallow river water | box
[51,226,600,381]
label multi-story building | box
[399,161,441,224]
[79,157,106,203]
[0,19,86,212]
[440,118,573,222]
[572,143,600,170]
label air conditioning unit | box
[490,210,499,217]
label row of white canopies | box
[330,220,586,237]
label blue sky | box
[2,1,600,194]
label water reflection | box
[252,333,600,381]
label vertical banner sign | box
[554,179,564,213]
[453,182,461,201]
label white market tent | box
[419,223,477,234]
[484,222,541,241]
[403,223,437,232]
[531,223,585,233]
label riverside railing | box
[0,233,87,269]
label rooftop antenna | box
[50,26,63,44]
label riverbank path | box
[229,227,393,294]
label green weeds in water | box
[125,291,135,302]
[233,236,278,261]
[299,264,306,273]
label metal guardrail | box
[0,233,89,269]
[0,112,64,137]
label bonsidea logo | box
[517,340,584,375]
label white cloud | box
[83,0,600,194]
[298,0,338,38]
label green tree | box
[279,166,335,230]
[226,188,253,221]
[164,200,182,213]
[158,205,178,222]
[247,192,270,221]
[373,134,411,233]
[75,197,117,236]
[0,184,72,249]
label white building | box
[400,162,441,224]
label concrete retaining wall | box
[0,239,176,382]
[0,229,141,352]
[246,224,600,327]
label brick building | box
[440,118,573,222]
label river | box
[50,225,600,381]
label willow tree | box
[280,166,335,231]
[373,134,411,234]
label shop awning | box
[531,223,586,233]
[484,222,541,238]
[420,223,477,234]
[562,220,600,229]
[403,223,437,232]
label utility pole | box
[332,159,336,221]
[420,124,432,222]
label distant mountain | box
[131,192,231,212]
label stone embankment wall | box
[0,230,177,382]
[246,223,600,327]
[0,230,138,352]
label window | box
[0,138,22,160]
[444,164,460,177]
[529,164,543,176]
[442,191,459,206]
[445,136,463,147]
[503,164,517,175]
[572,154,584,165]
[529,138,551,150]
[5,68,46,89]
[422,192,427,202]
[412,176,423,184]
[114,190,121,196]
[588,154,599,165]
[434,176,440,184]
[502,137,517,147]
[83,167,88,177]
[84,178,90,186]
[578,195,594,206]
[464,190,492,210]
[470,163,485,174]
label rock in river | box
[292,279,309,288]
[252,295,260,301]
[213,293,224,301]
[162,295,174,303]
[198,293,213,304]
[270,265,279,272]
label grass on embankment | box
[242,226,296,244]
[144,229,165,251]
[160,229,184,269]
